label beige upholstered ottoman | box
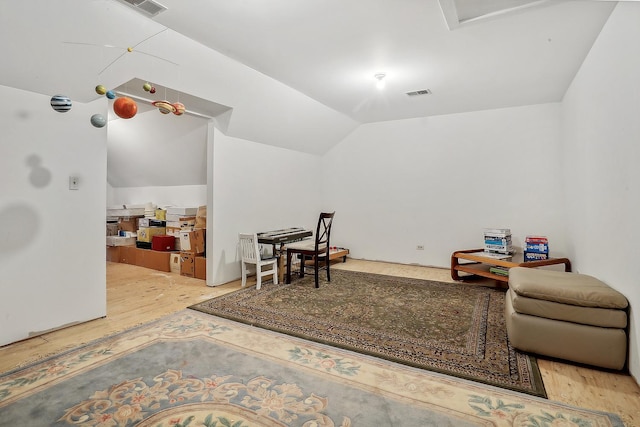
[505,267,629,370]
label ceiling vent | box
[406,89,432,97]
[118,0,167,17]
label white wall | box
[107,110,210,188]
[210,129,323,285]
[561,2,640,379]
[322,103,566,268]
[0,86,107,346]
[108,184,207,209]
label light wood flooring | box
[1,259,638,425]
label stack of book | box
[484,228,514,255]
[489,265,510,277]
[525,235,549,261]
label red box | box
[152,235,176,251]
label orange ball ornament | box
[113,97,138,119]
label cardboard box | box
[106,246,120,262]
[136,248,171,272]
[165,226,182,237]
[118,217,139,233]
[152,235,175,251]
[195,255,206,280]
[179,217,196,228]
[106,223,119,236]
[179,229,205,254]
[180,252,195,277]
[195,205,206,229]
[137,227,167,243]
[119,246,138,265]
[170,253,181,274]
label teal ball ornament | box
[106,90,116,99]
[90,113,106,128]
[50,95,72,113]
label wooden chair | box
[238,233,278,290]
[285,212,335,288]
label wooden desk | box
[451,249,571,283]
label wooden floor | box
[1,259,638,425]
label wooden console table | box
[451,249,571,283]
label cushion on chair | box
[286,239,326,252]
[508,287,627,329]
[509,267,628,309]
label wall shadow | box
[0,203,40,261]
[26,154,52,188]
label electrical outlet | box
[69,176,79,190]
[416,245,424,250]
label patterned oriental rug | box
[190,270,546,397]
[0,310,624,426]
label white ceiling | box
[152,0,614,123]
[0,1,617,187]
[1,0,617,127]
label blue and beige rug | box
[0,310,624,426]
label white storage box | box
[166,207,198,216]
[106,236,136,246]
[106,208,145,217]
[170,253,181,274]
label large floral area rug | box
[190,270,546,397]
[0,310,624,427]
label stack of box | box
[105,204,207,280]
[165,207,198,250]
[193,205,207,280]
[524,235,549,261]
[179,229,206,278]
[484,228,513,255]
[164,207,205,278]
[136,217,166,249]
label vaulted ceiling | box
[0,1,616,187]
[151,0,614,123]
